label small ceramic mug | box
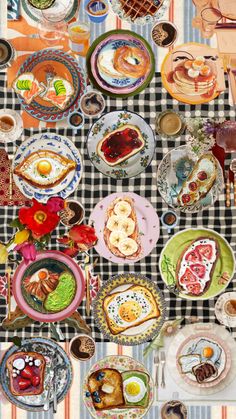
[0,39,15,71]
[80,88,105,118]
[67,111,85,130]
[85,0,109,23]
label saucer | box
[215,292,236,328]
[0,109,23,143]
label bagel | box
[113,46,150,79]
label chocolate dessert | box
[192,362,217,383]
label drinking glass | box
[201,7,222,38]
[68,22,90,57]
[37,1,70,46]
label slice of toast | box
[96,124,145,167]
[12,73,45,105]
[178,354,201,374]
[103,284,160,335]
[122,370,150,408]
[103,196,142,260]
[177,153,217,207]
[42,77,74,110]
[87,368,125,410]
[6,351,45,397]
[192,362,218,383]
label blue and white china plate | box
[0,337,72,411]
[87,110,155,179]
[13,133,83,202]
[157,145,224,213]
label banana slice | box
[109,230,127,247]
[114,200,132,217]
[118,238,138,256]
[106,215,121,231]
[118,217,135,236]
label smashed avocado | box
[29,0,55,10]
[44,271,76,312]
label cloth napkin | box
[7,0,20,20]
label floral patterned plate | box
[13,133,83,203]
[157,145,224,213]
[0,337,72,411]
[83,355,154,418]
[159,228,235,300]
[89,192,160,264]
[87,110,155,179]
[16,49,86,122]
[93,273,166,345]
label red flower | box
[69,225,98,246]
[19,199,60,238]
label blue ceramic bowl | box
[85,0,108,23]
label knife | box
[53,352,58,413]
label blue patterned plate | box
[13,133,83,202]
[0,337,72,411]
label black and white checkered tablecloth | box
[0,71,235,342]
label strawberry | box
[189,181,197,191]
[18,378,31,391]
[21,366,33,380]
[31,375,40,387]
[181,194,191,204]
[190,263,206,279]
[197,171,207,181]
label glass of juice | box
[68,22,90,57]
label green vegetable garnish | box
[16,80,32,91]
[54,80,66,96]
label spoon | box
[230,159,236,205]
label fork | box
[230,159,236,206]
[154,352,159,388]
[160,351,166,388]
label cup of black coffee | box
[69,334,95,361]
[161,400,188,419]
[0,39,15,70]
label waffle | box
[119,0,163,21]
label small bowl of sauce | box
[67,111,84,130]
[161,210,179,233]
[152,21,178,48]
[69,334,95,361]
[156,110,185,139]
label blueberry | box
[92,391,99,397]
[100,372,105,378]
[85,391,91,397]
[96,374,103,381]
[94,397,101,403]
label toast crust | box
[176,236,219,296]
[103,284,160,335]
[96,124,145,167]
[14,150,76,188]
[103,197,142,260]
[6,351,45,397]
[12,73,45,105]
[88,368,125,410]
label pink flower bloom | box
[15,242,37,263]
[47,197,65,213]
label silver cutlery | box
[160,351,166,388]
[230,159,236,205]
[43,368,54,411]
[154,352,159,388]
[53,351,58,413]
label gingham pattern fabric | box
[0,70,235,342]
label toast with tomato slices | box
[176,237,219,296]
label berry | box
[85,391,91,397]
[189,181,197,191]
[93,391,99,397]
[21,366,33,380]
[31,376,40,387]
[182,194,191,204]
[18,378,31,391]
[94,397,101,403]
[197,171,207,181]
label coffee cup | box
[0,114,16,133]
[224,299,236,317]
[69,334,96,361]
[85,0,109,23]
[0,39,15,70]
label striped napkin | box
[7,0,20,20]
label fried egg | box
[123,377,147,403]
[192,339,222,364]
[14,150,76,188]
[30,268,49,283]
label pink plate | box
[89,192,160,264]
[13,250,85,322]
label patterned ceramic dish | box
[161,43,225,105]
[13,132,83,203]
[21,0,78,22]
[176,332,231,388]
[87,110,155,179]
[16,49,86,122]
[0,337,72,411]
[0,109,23,142]
[12,251,85,323]
[93,273,166,345]
[83,355,154,418]
[215,292,236,328]
[109,0,170,25]
[157,145,224,213]
[159,228,235,300]
[89,192,160,264]
[87,30,155,98]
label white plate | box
[215,292,236,328]
[13,133,82,203]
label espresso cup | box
[0,39,15,70]
[0,114,16,133]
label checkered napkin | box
[0,70,235,342]
[7,0,20,20]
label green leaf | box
[9,218,25,230]
[11,336,22,347]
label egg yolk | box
[118,301,142,322]
[38,270,48,280]
[203,347,214,358]
[125,382,140,396]
[37,160,52,175]
[184,60,193,69]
